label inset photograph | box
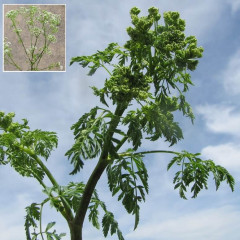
[3,4,66,72]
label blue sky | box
[1,0,240,239]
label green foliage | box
[88,196,101,229]
[125,7,203,97]
[25,203,40,240]
[44,181,125,240]
[25,202,66,240]
[26,179,125,240]
[0,111,57,180]
[107,150,148,230]
[167,151,235,199]
[122,98,183,150]
[65,107,108,174]
[102,211,124,240]
[67,6,233,238]
[58,182,85,213]
[70,8,201,154]
[88,190,124,240]
[68,7,203,177]
[70,42,127,75]
[1,6,236,240]
[25,203,40,230]
[22,130,58,160]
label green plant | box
[0,7,234,240]
[4,5,63,71]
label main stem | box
[72,103,127,240]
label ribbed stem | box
[73,103,128,239]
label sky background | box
[1,0,240,239]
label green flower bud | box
[6,10,19,19]
[47,34,56,43]
[130,7,141,15]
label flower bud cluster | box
[6,9,19,20]
[38,10,61,26]
[105,66,152,103]
[4,38,12,57]
[123,7,204,99]
[6,6,61,39]
[47,34,56,43]
[30,27,44,37]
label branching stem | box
[19,145,59,187]
[119,149,179,157]
[100,61,112,76]
[74,103,128,238]
[4,56,22,71]
[11,21,32,64]
[18,145,74,221]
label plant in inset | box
[0,7,235,240]
[4,6,63,71]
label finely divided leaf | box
[168,151,235,199]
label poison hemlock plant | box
[4,5,63,71]
[0,7,235,240]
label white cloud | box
[197,104,240,136]
[202,143,240,170]
[223,50,240,95]
[126,206,240,240]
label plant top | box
[0,7,234,240]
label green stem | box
[58,191,74,221]
[100,62,112,76]
[30,169,47,189]
[18,145,74,221]
[11,21,32,64]
[119,149,179,157]
[33,172,71,221]
[4,56,22,71]
[9,146,72,221]
[174,83,183,96]
[40,203,45,240]
[181,157,185,184]
[31,35,40,68]
[115,136,128,152]
[34,22,50,69]
[27,25,33,49]
[19,145,59,187]
[74,103,128,237]
[107,135,128,162]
